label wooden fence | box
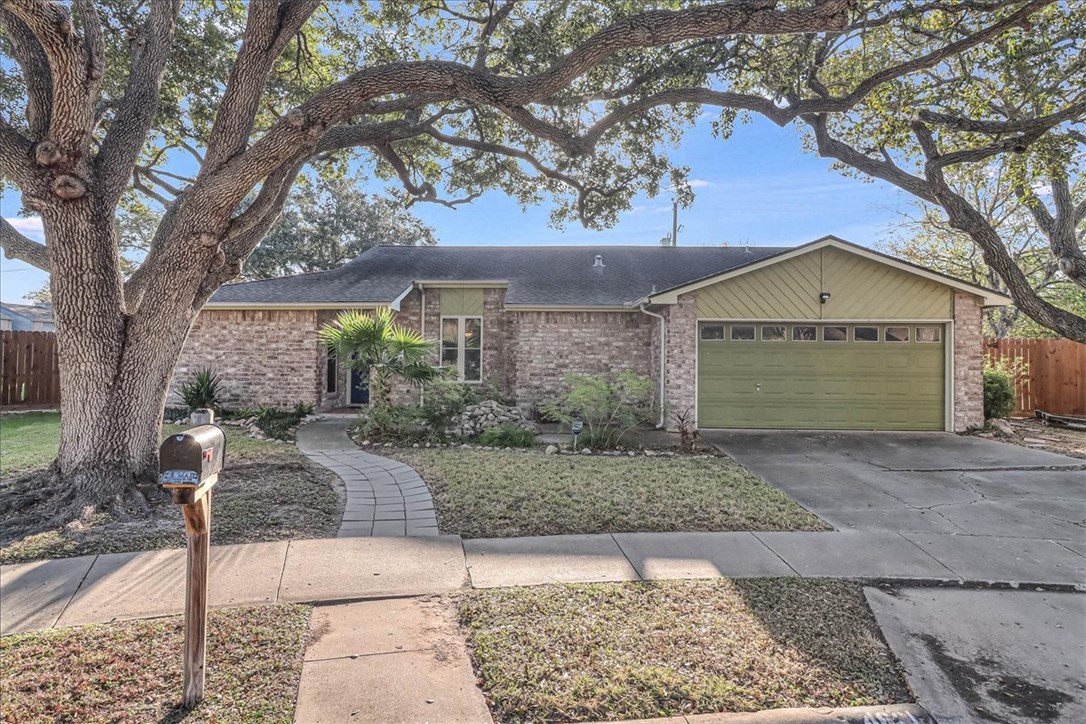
[0,330,60,407]
[984,338,1086,417]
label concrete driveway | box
[703,431,1086,542]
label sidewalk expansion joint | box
[51,553,98,628]
[304,647,432,664]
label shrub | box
[419,376,471,439]
[983,357,1023,420]
[476,424,535,448]
[179,368,222,411]
[355,405,415,442]
[539,371,653,449]
[293,401,315,417]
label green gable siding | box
[439,288,485,316]
[695,247,953,320]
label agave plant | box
[319,308,438,420]
[179,368,223,411]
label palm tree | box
[318,308,437,420]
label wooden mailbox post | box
[159,418,226,708]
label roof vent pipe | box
[593,254,605,268]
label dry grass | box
[0,604,311,723]
[459,579,911,722]
[0,414,342,564]
[389,449,827,538]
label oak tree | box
[0,0,855,522]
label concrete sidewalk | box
[3,529,1084,636]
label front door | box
[349,365,369,405]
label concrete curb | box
[616,703,934,724]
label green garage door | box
[697,322,946,430]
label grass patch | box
[0,412,61,476]
[389,449,827,537]
[0,413,342,564]
[0,604,310,723]
[459,579,910,722]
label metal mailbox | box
[159,425,226,502]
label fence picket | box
[0,331,62,407]
[984,338,1086,417]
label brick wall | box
[507,310,655,413]
[662,293,698,430]
[953,292,985,430]
[172,309,322,410]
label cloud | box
[688,179,712,188]
[3,216,45,240]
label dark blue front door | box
[350,366,369,404]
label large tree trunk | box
[10,203,203,525]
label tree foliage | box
[242,173,437,279]
[883,160,1085,338]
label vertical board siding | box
[984,338,1086,417]
[695,247,953,320]
[0,331,60,406]
[439,288,485,316]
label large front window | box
[441,316,482,382]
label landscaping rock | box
[544,445,558,455]
[580,448,592,455]
[988,418,1015,436]
[450,400,540,438]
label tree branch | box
[0,7,52,138]
[201,0,322,172]
[0,117,37,186]
[95,0,181,209]
[0,216,50,272]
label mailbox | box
[159,425,226,501]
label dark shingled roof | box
[209,244,789,307]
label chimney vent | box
[593,254,605,268]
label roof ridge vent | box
[593,254,605,268]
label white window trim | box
[440,315,484,383]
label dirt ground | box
[974,418,1086,460]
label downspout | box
[418,283,426,406]
[638,302,667,428]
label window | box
[855,326,879,342]
[886,326,910,342]
[700,324,725,341]
[730,325,756,341]
[823,326,848,342]
[792,325,817,341]
[761,325,786,341]
[441,316,483,382]
[325,353,337,394]
[916,326,942,343]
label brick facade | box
[171,309,321,409]
[662,293,698,430]
[953,292,985,430]
[176,283,987,430]
[506,309,655,413]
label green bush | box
[983,370,1016,419]
[249,402,313,440]
[419,376,471,439]
[539,371,653,449]
[293,401,315,417]
[476,424,535,448]
[983,357,1022,420]
[179,368,222,411]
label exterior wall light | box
[819,292,831,304]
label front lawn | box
[0,604,311,723]
[390,449,827,537]
[459,579,911,722]
[0,413,342,564]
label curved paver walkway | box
[297,417,438,537]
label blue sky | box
[0,113,911,303]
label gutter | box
[638,303,667,428]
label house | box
[0,303,55,332]
[175,236,1010,431]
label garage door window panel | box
[792,325,817,341]
[731,325,756,341]
[823,326,848,342]
[761,325,786,341]
[886,326,910,342]
[700,324,725,341]
[855,326,879,342]
[916,326,941,343]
